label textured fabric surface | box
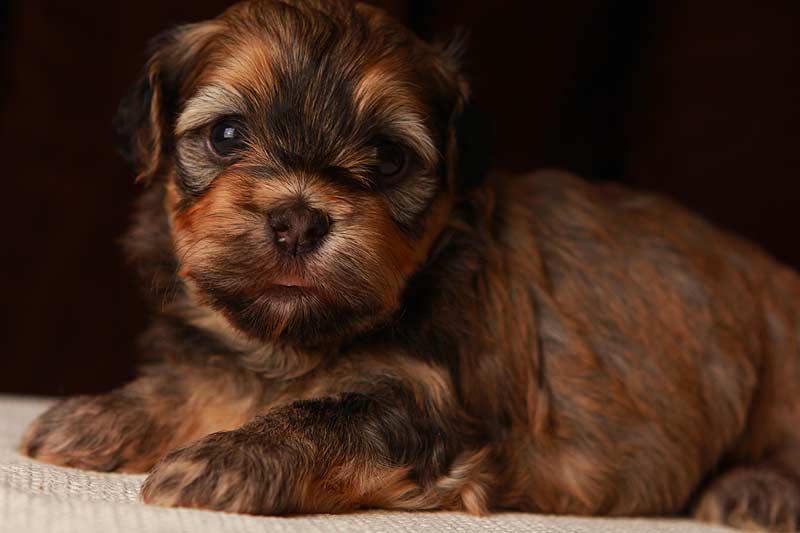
[0,395,732,533]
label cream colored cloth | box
[0,395,732,533]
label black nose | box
[267,204,330,256]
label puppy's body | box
[21,1,800,530]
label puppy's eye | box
[374,142,407,180]
[208,119,246,158]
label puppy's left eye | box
[208,119,246,158]
[374,142,408,181]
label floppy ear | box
[113,22,221,184]
[431,32,490,191]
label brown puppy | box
[20,1,800,530]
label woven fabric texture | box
[0,395,732,533]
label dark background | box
[1,1,798,395]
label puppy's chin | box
[190,272,391,347]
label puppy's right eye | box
[208,119,246,158]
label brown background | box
[1,1,798,395]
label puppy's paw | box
[141,430,280,514]
[20,394,160,473]
[693,467,800,532]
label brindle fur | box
[20,1,800,530]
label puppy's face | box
[118,0,469,346]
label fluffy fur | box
[21,1,800,530]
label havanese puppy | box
[20,1,800,531]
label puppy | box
[20,1,800,530]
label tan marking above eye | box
[204,32,277,104]
[176,86,248,136]
[353,60,438,168]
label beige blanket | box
[0,395,732,533]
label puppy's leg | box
[141,385,492,515]
[692,403,800,533]
[691,271,800,532]
[693,466,800,532]
[20,364,257,473]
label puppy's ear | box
[113,22,221,184]
[431,31,489,191]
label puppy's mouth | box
[264,273,322,297]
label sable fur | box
[20,1,800,530]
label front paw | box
[141,430,283,514]
[20,394,160,473]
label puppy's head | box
[117,0,475,346]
